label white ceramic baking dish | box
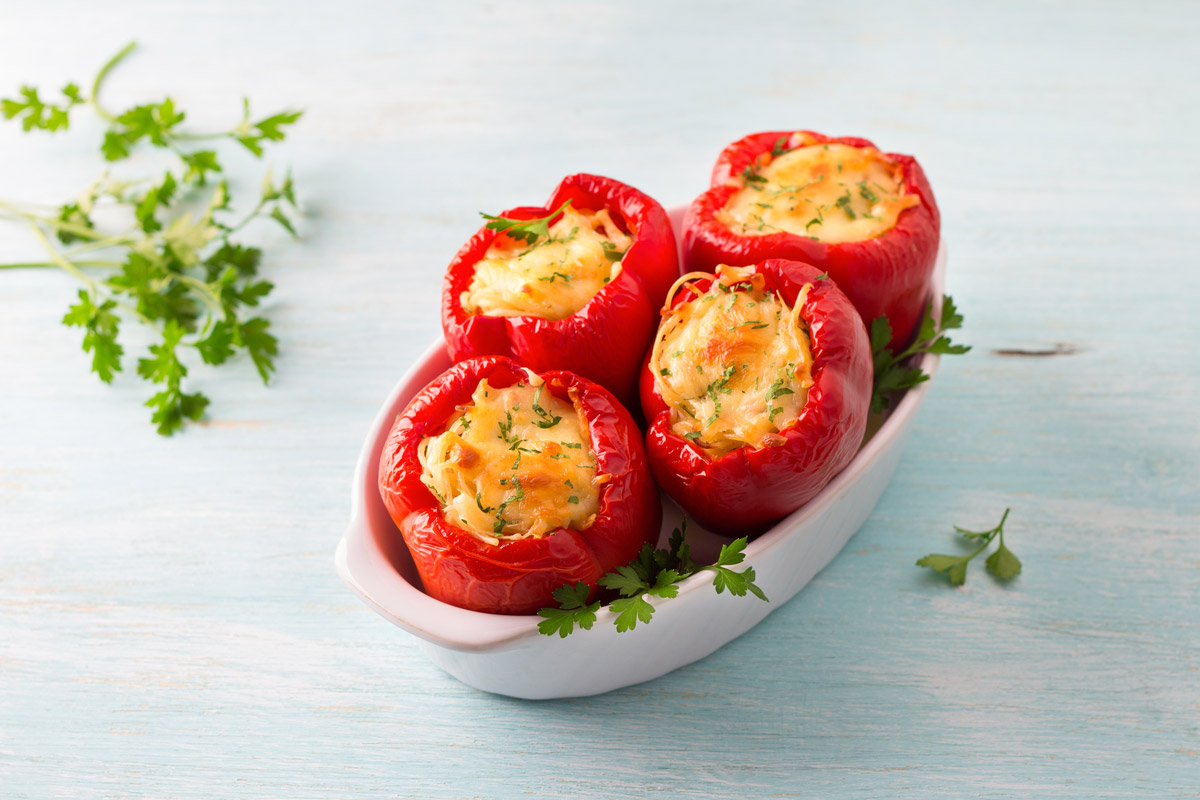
[336,208,946,699]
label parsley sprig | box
[480,200,572,246]
[869,295,970,414]
[1,42,303,434]
[536,520,768,637]
[917,508,1021,586]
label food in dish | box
[640,259,872,536]
[442,173,679,407]
[378,355,660,614]
[682,131,939,350]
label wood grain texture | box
[1,0,1198,797]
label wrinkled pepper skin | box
[639,260,872,537]
[682,131,939,351]
[379,355,661,615]
[442,174,679,408]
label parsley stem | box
[0,203,113,242]
[175,274,225,314]
[963,532,995,562]
[63,232,140,256]
[222,196,270,237]
[90,41,138,123]
[0,259,121,270]
[27,221,155,328]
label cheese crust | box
[461,205,633,320]
[650,265,815,458]
[716,135,918,244]
[419,373,603,545]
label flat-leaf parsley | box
[0,42,303,435]
[537,519,768,637]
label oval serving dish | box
[336,207,946,700]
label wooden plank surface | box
[1,1,1198,797]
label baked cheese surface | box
[420,375,603,545]
[651,265,815,458]
[717,139,918,244]
[462,205,632,320]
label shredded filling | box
[717,134,919,244]
[462,205,633,320]
[650,265,815,458]
[419,373,605,545]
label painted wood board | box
[1,1,1197,796]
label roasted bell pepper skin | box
[682,130,939,351]
[442,173,679,408]
[379,355,661,615]
[639,260,872,536]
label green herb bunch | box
[1,42,302,434]
[537,519,768,637]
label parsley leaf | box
[481,200,572,246]
[870,295,970,414]
[538,519,768,637]
[1,84,84,132]
[917,508,1020,586]
[536,582,601,638]
[61,289,123,383]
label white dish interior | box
[336,207,946,699]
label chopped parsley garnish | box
[858,180,878,204]
[475,492,494,514]
[770,136,791,157]
[492,478,525,533]
[530,386,562,429]
[741,163,767,187]
[425,483,446,506]
[600,241,626,262]
[683,431,702,441]
[835,190,856,220]
[497,409,519,446]
[537,271,573,284]
[765,378,794,403]
[704,365,737,413]
[567,496,579,504]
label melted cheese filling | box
[419,375,604,545]
[650,265,815,458]
[461,205,633,321]
[717,136,919,244]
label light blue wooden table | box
[2,1,1198,797]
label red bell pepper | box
[442,173,679,408]
[379,355,661,614]
[682,130,940,350]
[639,259,872,536]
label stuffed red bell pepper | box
[442,173,679,408]
[682,130,939,351]
[379,355,661,614]
[640,259,871,536]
